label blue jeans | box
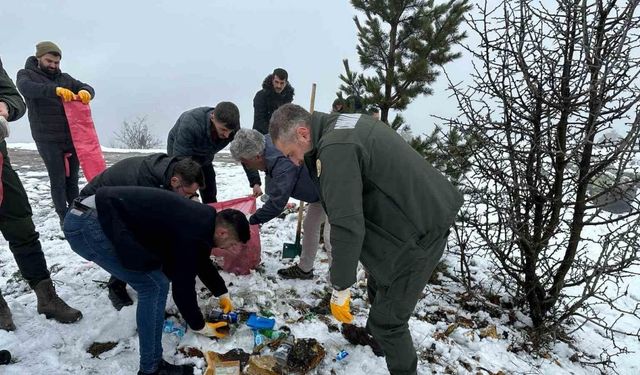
[63,208,169,373]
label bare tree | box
[112,115,162,149]
[447,0,640,353]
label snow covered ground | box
[0,144,638,374]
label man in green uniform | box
[269,104,463,375]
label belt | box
[70,198,97,216]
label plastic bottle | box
[273,334,295,368]
[336,350,349,361]
[162,319,185,338]
[208,310,239,324]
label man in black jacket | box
[78,153,204,310]
[0,56,82,330]
[64,187,250,375]
[16,41,95,229]
[253,68,294,135]
[167,102,261,203]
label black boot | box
[107,276,133,311]
[0,292,16,331]
[137,359,194,375]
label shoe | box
[33,278,83,323]
[137,359,194,374]
[277,264,314,280]
[107,277,133,311]
[0,292,16,331]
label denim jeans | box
[63,208,169,374]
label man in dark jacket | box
[64,186,250,375]
[16,41,95,228]
[167,102,260,203]
[0,56,82,331]
[253,68,294,135]
[79,153,204,310]
[229,129,330,279]
[270,104,464,375]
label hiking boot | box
[137,359,194,375]
[0,292,16,331]
[277,264,313,280]
[107,277,133,311]
[33,278,83,323]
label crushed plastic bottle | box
[162,319,185,338]
[273,334,295,367]
[336,350,349,361]
[208,310,239,324]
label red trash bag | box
[209,196,261,275]
[63,100,106,182]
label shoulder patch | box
[334,114,361,129]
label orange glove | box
[55,87,74,102]
[218,293,233,313]
[77,90,92,104]
[195,321,229,338]
[330,289,353,324]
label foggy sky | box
[1,0,471,145]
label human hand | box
[55,87,74,102]
[0,116,9,140]
[330,288,353,324]
[0,101,9,119]
[194,321,229,338]
[251,184,263,198]
[77,90,92,104]
[218,293,233,313]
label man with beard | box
[252,68,294,199]
[0,56,83,330]
[17,41,95,229]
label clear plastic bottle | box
[273,334,295,368]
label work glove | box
[77,90,92,104]
[55,87,74,102]
[194,321,229,338]
[330,288,353,324]
[218,293,233,313]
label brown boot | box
[0,292,16,331]
[33,279,82,323]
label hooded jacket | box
[303,112,464,290]
[252,74,294,134]
[0,58,26,122]
[79,153,178,198]
[96,186,227,330]
[249,135,319,225]
[16,56,95,143]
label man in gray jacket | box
[270,104,463,375]
[167,102,261,203]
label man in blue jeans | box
[63,186,250,375]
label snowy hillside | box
[0,145,638,374]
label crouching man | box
[63,186,250,375]
[269,104,464,375]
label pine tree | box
[339,0,471,124]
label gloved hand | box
[330,288,353,324]
[218,293,233,313]
[195,321,229,338]
[77,90,92,104]
[55,87,74,102]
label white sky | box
[1,0,473,145]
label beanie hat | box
[35,41,62,58]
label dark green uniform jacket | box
[0,58,26,121]
[304,112,464,290]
